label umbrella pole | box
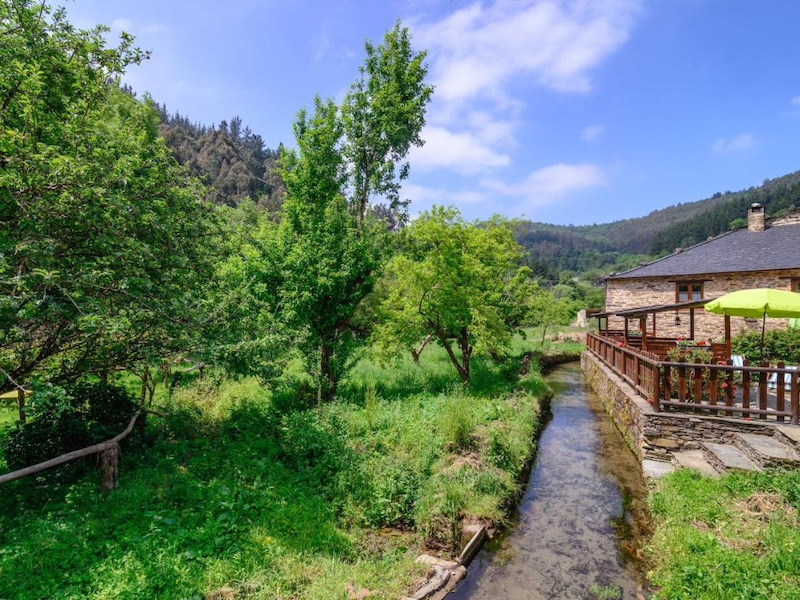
[760,310,767,363]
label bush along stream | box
[0,343,567,600]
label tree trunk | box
[459,327,472,382]
[433,327,470,383]
[319,343,337,403]
[411,333,433,364]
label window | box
[676,281,703,302]
[792,279,800,293]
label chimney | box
[748,203,765,232]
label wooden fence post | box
[101,444,120,492]
[652,364,661,412]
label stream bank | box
[450,361,650,599]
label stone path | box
[644,426,800,479]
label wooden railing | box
[0,411,141,491]
[586,333,800,425]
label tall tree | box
[270,23,432,400]
[374,207,533,383]
[277,99,385,401]
[0,2,220,392]
[341,21,433,230]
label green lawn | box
[647,468,800,599]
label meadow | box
[0,335,570,599]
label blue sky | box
[64,0,800,225]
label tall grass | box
[0,333,563,599]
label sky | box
[63,0,800,226]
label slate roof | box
[607,221,800,280]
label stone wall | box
[581,351,779,462]
[605,269,800,340]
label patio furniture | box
[767,365,799,391]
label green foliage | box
[375,206,535,382]
[0,334,548,598]
[647,469,800,600]
[0,3,221,391]
[732,328,800,365]
[1,381,138,471]
[341,20,434,226]
[223,22,432,403]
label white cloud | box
[791,95,800,106]
[110,18,134,32]
[403,183,488,207]
[314,34,330,60]
[481,163,608,206]
[581,124,606,141]
[411,125,511,174]
[141,23,167,35]
[711,134,755,155]
[406,1,640,178]
[414,0,642,106]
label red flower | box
[722,382,728,388]
[617,342,624,347]
[696,340,706,346]
[677,337,683,341]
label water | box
[450,362,649,600]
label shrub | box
[1,380,139,471]
[732,328,800,365]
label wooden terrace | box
[587,300,800,425]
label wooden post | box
[758,362,768,420]
[777,362,786,423]
[17,389,25,423]
[101,444,120,492]
[791,371,799,425]
[624,318,629,346]
[652,364,661,411]
[693,366,703,411]
[689,308,695,340]
[742,361,751,416]
[640,317,648,351]
[709,368,718,408]
[724,315,731,359]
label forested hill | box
[515,170,800,282]
[154,104,287,211]
[150,98,800,284]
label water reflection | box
[450,362,648,599]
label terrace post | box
[724,315,731,359]
[639,316,648,351]
[652,363,661,412]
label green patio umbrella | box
[705,288,800,361]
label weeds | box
[0,333,569,598]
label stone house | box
[603,204,800,341]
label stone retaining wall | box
[581,351,778,462]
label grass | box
[646,468,800,599]
[0,334,573,599]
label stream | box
[450,361,649,599]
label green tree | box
[375,207,533,382]
[266,23,432,401]
[277,99,385,401]
[341,21,433,229]
[0,2,220,392]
